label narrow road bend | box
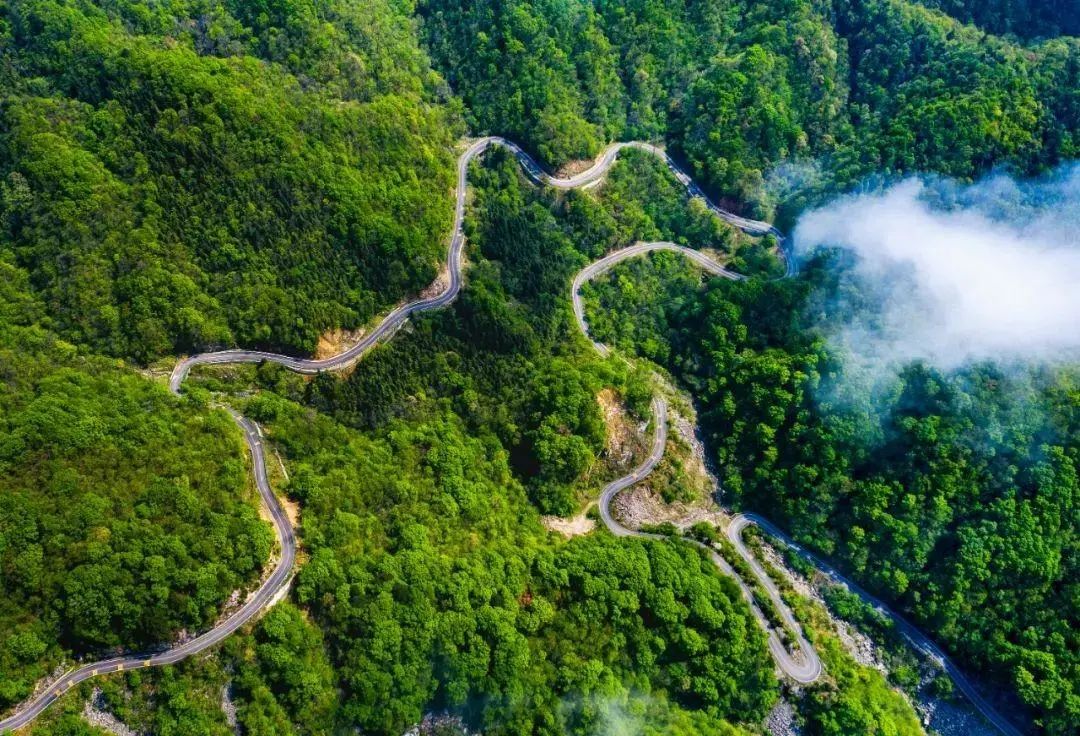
[0,409,295,733]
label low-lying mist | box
[793,166,1080,383]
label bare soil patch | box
[419,260,452,301]
[556,154,602,178]
[542,510,596,538]
[315,326,368,361]
[280,495,300,529]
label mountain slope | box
[1,0,457,362]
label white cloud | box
[794,172,1080,373]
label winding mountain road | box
[577,244,821,684]
[572,241,745,356]
[572,238,1025,734]
[598,397,671,538]
[597,397,821,683]
[0,136,1017,734]
[167,136,488,393]
[169,138,785,391]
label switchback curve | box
[597,397,821,683]
[577,246,822,683]
[572,239,1024,734]
[11,134,773,732]
[572,241,744,356]
[168,137,787,390]
[735,513,1025,736]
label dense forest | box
[4,1,1077,352]
[915,0,1080,38]
[0,264,271,710]
[414,1,1080,731]
[0,0,458,361]
[418,0,1080,215]
[0,0,1077,734]
[106,149,787,734]
[2,138,928,734]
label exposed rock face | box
[765,699,801,736]
[596,388,642,469]
[611,482,726,531]
[83,688,139,736]
[403,712,475,735]
[222,683,240,735]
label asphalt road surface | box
[1,137,1016,735]
[168,138,789,391]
